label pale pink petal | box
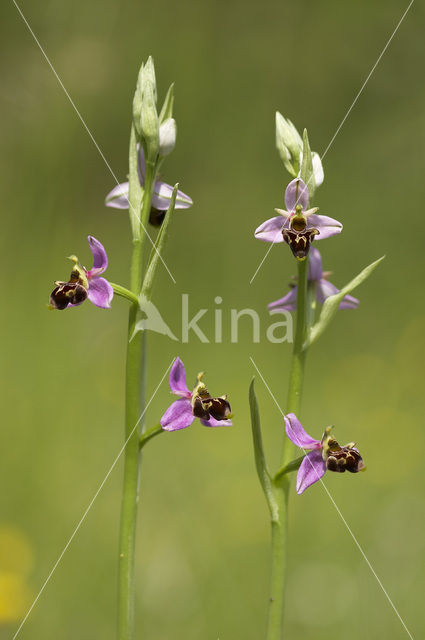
[308,214,342,240]
[86,236,108,277]
[160,398,195,431]
[105,182,130,209]
[87,276,113,309]
[200,416,233,427]
[152,181,193,211]
[169,357,191,397]
[317,280,359,309]
[285,178,309,212]
[268,287,298,312]
[308,247,323,281]
[296,450,326,494]
[284,413,321,449]
[254,216,285,243]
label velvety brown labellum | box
[49,281,88,310]
[283,228,319,260]
[192,395,211,420]
[326,440,364,474]
[202,396,231,421]
[192,394,231,422]
[149,207,166,227]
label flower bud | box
[132,62,144,137]
[158,118,176,157]
[275,112,303,177]
[140,80,159,162]
[132,56,159,161]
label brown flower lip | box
[282,228,319,261]
[192,394,232,421]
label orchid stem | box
[117,126,156,640]
[139,422,164,450]
[266,257,308,640]
[110,283,139,306]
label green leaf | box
[299,128,316,198]
[249,379,278,520]
[305,255,385,349]
[274,455,305,482]
[159,83,175,123]
[141,184,178,301]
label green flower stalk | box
[250,116,384,639]
[116,59,182,640]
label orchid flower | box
[254,178,342,259]
[268,247,359,312]
[105,147,193,225]
[49,236,113,310]
[161,358,232,431]
[284,413,364,494]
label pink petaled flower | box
[49,236,113,310]
[105,147,193,226]
[254,178,342,260]
[268,247,359,312]
[161,358,233,431]
[284,413,365,495]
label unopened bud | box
[159,118,176,157]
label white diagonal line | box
[320,0,414,161]
[250,0,414,284]
[249,356,414,640]
[12,0,176,285]
[12,358,174,640]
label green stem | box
[274,455,305,482]
[138,159,157,273]
[266,480,289,639]
[117,302,144,640]
[117,127,157,640]
[266,257,308,640]
[139,422,164,450]
[110,283,139,306]
[284,258,308,439]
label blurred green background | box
[1,0,424,638]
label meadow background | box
[1,0,424,638]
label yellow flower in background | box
[0,526,33,623]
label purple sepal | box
[285,178,309,212]
[104,182,130,209]
[254,216,285,243]
[296,450,326,494]
[87,236,108,276]
[160,398,195,431]
[201,416,233,427]
[169,357,191,397]
[87,277,113,309]
[268,287,298,312]
[284,413,321,449]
